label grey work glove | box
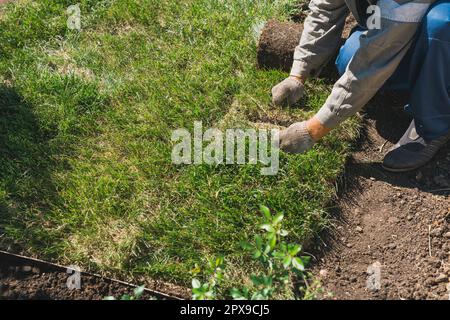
[279,121,315,154]
[271,77,304,107]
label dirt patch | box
[310,94,450,300]
[0,252,178,300]
[0,266,147,300]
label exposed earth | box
[0,252,177,300]
[0,266,146,300]
[310,93,450,300]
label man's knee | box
[424,1,450,42]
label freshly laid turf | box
[0,0,359,292]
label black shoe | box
[382,120,450,172]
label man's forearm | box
[316,18,432,129]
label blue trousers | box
[336,0,450,140]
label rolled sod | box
[257,20,303,73]
[257,20,346,79]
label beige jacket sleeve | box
[290,0,349,78]
[315,18,421,128]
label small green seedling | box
[191,205,311,300]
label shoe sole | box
[381,163,425,173]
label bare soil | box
[311,93,450,300]
[0,266,144,300]
[0,253,176,300]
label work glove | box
[279,121,315,154]
[271,77,304,107]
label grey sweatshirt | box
[290,0,436,129]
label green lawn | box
[0,0,359,293]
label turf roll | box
[257,20,341,79]
[257,20,303,73]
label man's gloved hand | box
[279,121,315,154]
[271,77,304,107]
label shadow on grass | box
[0,84,63,256]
